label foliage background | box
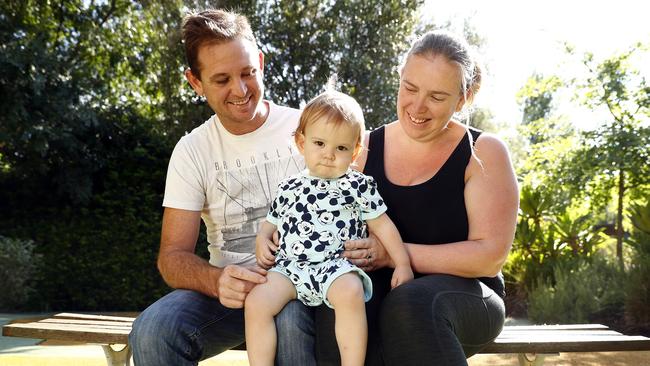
[0,1,648,335]
[0,0,423,311]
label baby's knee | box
[244,286,266,311]
[328,274,365,306]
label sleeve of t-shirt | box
[358,175,388,221]
[162,137,206,211]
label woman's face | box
[397,54,466,142]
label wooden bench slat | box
[39,318,135,327]
[5,322,132,333]
[2,323,129,345]
[496,324,609,331]
[497,330,623,337]
[4,314,650,357]
[483,335,650,353]
[54,313,136,322]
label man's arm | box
[158,207,267,308]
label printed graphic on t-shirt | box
[212,153,304,255]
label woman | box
[278,30,518,365]
[341,30,519,365]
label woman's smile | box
[407,111,429,124]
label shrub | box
[625,197,650,330]
[0,119,174,311]
[527,255,625,324]
[0,236,41,311]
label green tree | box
[0,0,185,203]
[253,0,422,128]
[565,44,650,266]
[0,0,429,310]
[0,0,181,310]
[514,74,578,214]
[185,0,422,128]
[517,73,563,132]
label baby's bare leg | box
[326,273,367,366]
[245,272,296,366]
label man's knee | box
[275,300,314,336]
[129,306,174,349]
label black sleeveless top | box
[364,126,505,297]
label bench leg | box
[102,344,132,366]
[517,353,558,366]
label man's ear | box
[258,50,265,72]
[185,68,204,96]
[295,132,305,153]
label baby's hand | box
[255,235,278,270]
[390,265,414,289]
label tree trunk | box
[616,169,625,268]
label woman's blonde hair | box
[400,30,484,165]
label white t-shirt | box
[163,101,304,267]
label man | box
[129,9,315,365]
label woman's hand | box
[343,233,393,272]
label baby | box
[245,89,413,366]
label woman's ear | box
[456,88,474,112]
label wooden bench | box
[3,313,650,366]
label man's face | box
[186,38,266,135]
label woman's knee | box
[380,279,426,318]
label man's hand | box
[217,265,267,308]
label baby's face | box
[296,118,359,179]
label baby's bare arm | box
[366,214,414,287]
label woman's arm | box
[406,134,519,277]
[344,133,518,278]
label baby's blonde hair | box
[295,89,365,153]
